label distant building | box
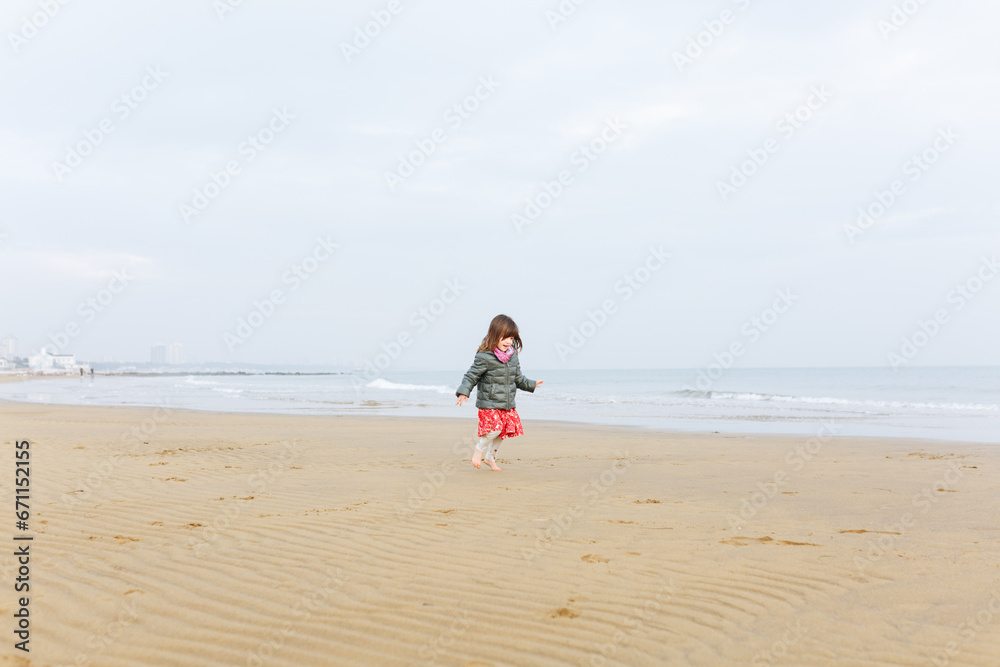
[1,335,15,361]
[151,343,167,364]
[28,348,76,371]
[151,342,184,365]
[168,343,184,365]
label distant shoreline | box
[0,370,353,381]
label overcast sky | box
[1,0,998,370]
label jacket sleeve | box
[456,354,488,397]
[514,360,536,393]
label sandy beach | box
[1,399,998,666]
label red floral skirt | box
[478,408,524,440]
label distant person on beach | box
[455,314,543,471]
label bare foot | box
[472,450,482,469]
[484,459,502,471]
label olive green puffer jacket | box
[456,349,537,410]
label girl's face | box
[498,336,513,351]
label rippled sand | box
[1,400,998,666]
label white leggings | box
[475,430,503,461]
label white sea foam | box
[536,388,999,413]
[710,392,999,412]
[366,378,453,394]
[184,376,219,386]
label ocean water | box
[1,367,997,443]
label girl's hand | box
[456,395,468,406]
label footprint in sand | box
[634,499,661,504]
[907,451,961,460]
[840,529,901,535]
[581,554,609,563]
[114,535,140,544]
[549,607,580,618]
[721,536,820,546]
[722,535,775,546]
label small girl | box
[455,314,543,470]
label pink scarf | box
[494,346,513,363]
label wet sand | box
[1,400,998,666]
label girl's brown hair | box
[477,314,523,353]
